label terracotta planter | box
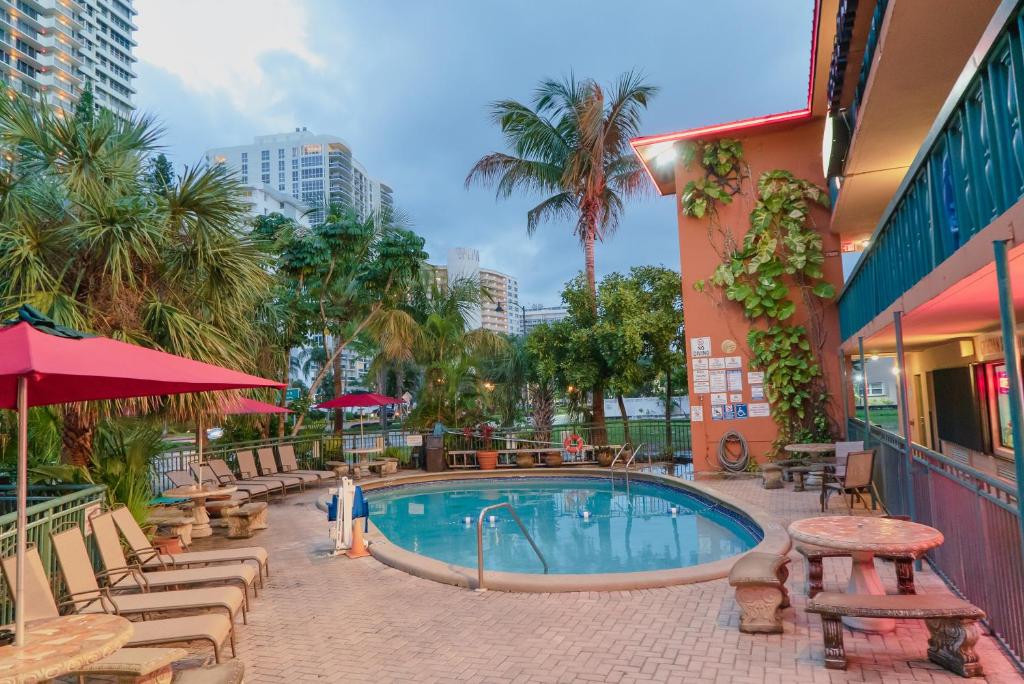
[477,450,499,470]
[544,450,564,468]
[152,535,183,554]
[596,448,615,467]
[516,452,535,468]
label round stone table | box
[162,484,237,538]
[789,516,943,632]
[0,614,132,683]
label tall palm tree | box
[0,96,271,464]
[466,71,658,441]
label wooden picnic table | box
[789,516,943,633]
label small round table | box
[0,614,132,682]
[789,516,943,632]
[162,484,237,538]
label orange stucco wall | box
[674,120,844,472]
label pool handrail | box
[476,502,548,589]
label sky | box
[134,0,815,307]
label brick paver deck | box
[183,472,1023,683]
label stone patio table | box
[788,516,943,633]
[0,614,132,683]
[783,443,835,490]
[162,484,237,538]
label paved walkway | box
[182,472,1022,683]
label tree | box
[74,81,96,124]
[276,206,428,434]
[467,72,658,443]
[0,95,271,465]
[147,153,175,192]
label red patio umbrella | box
[315,392,405,442]
[220,396,293,415]
[1,308,284,647]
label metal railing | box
[839,0,1024,339]
[0,484,107,625]
[848,418,1023,667]
[476,502,547,590]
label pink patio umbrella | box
[0,307,284,646]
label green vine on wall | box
[686,139,835,451]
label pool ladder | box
[476,502,548,590]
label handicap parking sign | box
[734,403,749,419]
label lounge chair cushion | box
[128,613,233,649]
[116,564,257,590]
[83,585,245,619]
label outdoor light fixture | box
[567,385,575,393]
[669,506,679,516]
[891,366,901,376]
[464,516,472,526]
[870,353,880,361]
[581,510,591,520]
[488,515,496,527]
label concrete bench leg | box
[250,506,268,530]
[926,618,984,678]
[777,562,791,609]
[226,514,254,539]
[820,615,847,670]
[894,558,916,595]
[735,585,785,634]
[804,556,824,598]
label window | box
[867,382,886,397]
[291,159,297,170]
[241,175,248,184]
[994,364,1014,449]
[260,150,270,161]
[301,167,323,179]
[241,163,248,176]
[278,160,285,173]
[278,148,284,159]
[301,144,322,155]
[261,173,270,184]
[301,155,320,168]
[260,161,270,173]
[292,171,298,182]
[278,183,285,192]
[241,152,248,162]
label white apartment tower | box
[204,128,394,225]
[432,248,521,335]
[0,0,137,116]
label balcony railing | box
[839,0,1024,339]
[847,418,1022,667]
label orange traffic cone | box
[347,517,371,558]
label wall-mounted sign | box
[734,403,749,419]
[693,381,710,394]
[405,434,423,447]
[691,406,703,422]
[749,403,771,418]
[710,392,727,406]
[747,372,764,384]
[729,393,743,403]
[721,339,737,353]
[725,356,742,369]
[709,357,726,370]
[690,336,711,358]
[726,370,743,391]
[710,371,727,392]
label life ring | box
[563,434,586,454]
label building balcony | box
[838,1,1024,340]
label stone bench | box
[76,647,187,684]
[806,592,986,677]
[728,552,791,633]
[795,515,916,597]
[205,498,241,519]
[761,463,783,489]
[172,660,245,684]
[224,502,268,539]
[149,509,195,546]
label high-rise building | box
[0,0,137,116]
[430,248,520,334]
[204,128,393,225]
[523,305,568,334]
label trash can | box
[425,434,446,472]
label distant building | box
[430,248,520,334]
[0,0,137,116]
[242,184,310,227]
[524,305,568,334]
[204,128,393,225]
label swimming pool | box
[367,476,761,576]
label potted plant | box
[475,423,499,470]
[544,448,563,468]
[596,446,615,467]
[516,451,535,468]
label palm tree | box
[466,71,657,442]
[0,96,271,465]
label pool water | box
[367,477,760,574]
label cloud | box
[134,0,325,115]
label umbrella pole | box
[15,376,27,647]
[195,415,204,487]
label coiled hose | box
[717,430,749,472]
